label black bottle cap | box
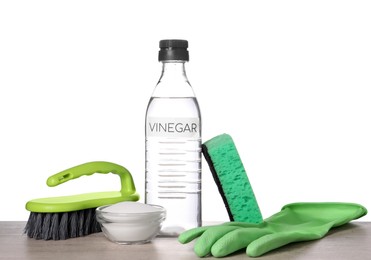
[158,39,189,61]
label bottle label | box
[146,117,200,138]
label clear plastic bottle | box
[145,39,201,236]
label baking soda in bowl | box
[96,202,166,244]
[105,202,164,214]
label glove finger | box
[211,228,271,257]
[247,231,318,257]
[194,226,241,257]
[178,226,211,244]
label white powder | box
[98,202,166,244]
[104,201,163,214]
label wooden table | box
[1,222,370,259]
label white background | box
[0,0,370,221]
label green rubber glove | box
[179,202,367,258]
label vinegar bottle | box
[145,39,202,236]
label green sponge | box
[202,134,263,223]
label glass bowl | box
[96,203,166,244]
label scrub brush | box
[202,134,263,223]
[24,161,139,240]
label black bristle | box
[33,213,44,239]
[50,213,60,240]
[69,211,78,238]
[41,213,52,240]
[91,209,101,233]
[24,212,37,238]
[83,209,92,235]
[59,212,69,240]
[25,208,102,240]
[78,210,85,237]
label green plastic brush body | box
[25,161,139,240]
[26,161,139,213]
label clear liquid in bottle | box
[145,40,201,236]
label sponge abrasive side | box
[202,134,263,223]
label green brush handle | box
[47,161,136,196]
